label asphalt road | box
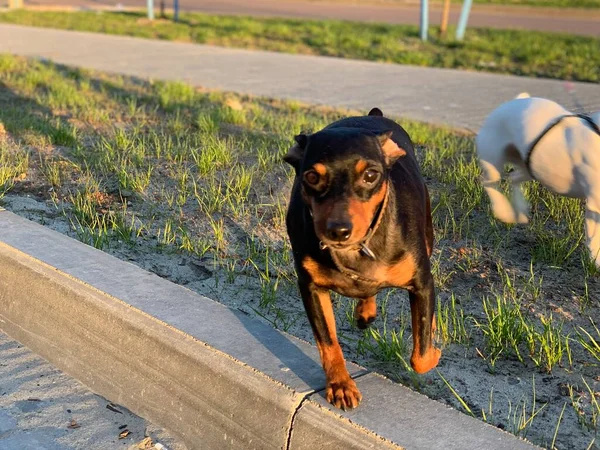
[23,0,600,37]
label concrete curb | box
[0,210,540,449]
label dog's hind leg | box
[354,296,377,329]
[584,196,600,268]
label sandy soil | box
[0,331,186,449]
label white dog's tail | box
[515,92,530,99]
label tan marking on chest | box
[383,252,417,287]
[303,251,417,290]
[302,255,333,287]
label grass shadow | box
[0,80,78,149]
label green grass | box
[1,54,599,447]
[0,10,599,82]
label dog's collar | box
[526,113,600,175]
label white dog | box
[476,93,600,267]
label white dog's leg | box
[480,160,520,224]
[585,196,600,268]
[509,169,532,224]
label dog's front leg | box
[408,271,441,374]
[299,282,362,409]
[480,160,521,224]
[509,169,532,224]
[585,199,600,268]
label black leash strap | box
[526,113,600,175]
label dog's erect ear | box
[283,134,308,172]
[294,134,308,149]
[377,130,406,165]
[368,107,383,117]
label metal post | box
[147,0,154,20]
[174,0,180,22]
[439,0,451,38]
[420,0,429,42]
[456,0,473,41]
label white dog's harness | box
[526,113,600,174]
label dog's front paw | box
[512,192,530,224]
[356,315,376,329]
[492,206,518,224]
[326,376,362,410]
[410,347,441,374]
[516,213,529,224]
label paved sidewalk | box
[0,24,599,131]
[0,332,185,450]
[22,0,600,37]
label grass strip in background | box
[0,10,599,82]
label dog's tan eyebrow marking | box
[355,159,369,174]
[347,180,387,238]
[312,163,328,176]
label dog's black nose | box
[325,222,352,242]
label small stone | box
[16,399,43,412]
[558,383,571,396]
[67,418,80,429]
[507,376,520,385]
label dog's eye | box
[362,169,379,184]
[304,170,320,185]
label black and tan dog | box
[284,108,440,409]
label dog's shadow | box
[232,309,327,394]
